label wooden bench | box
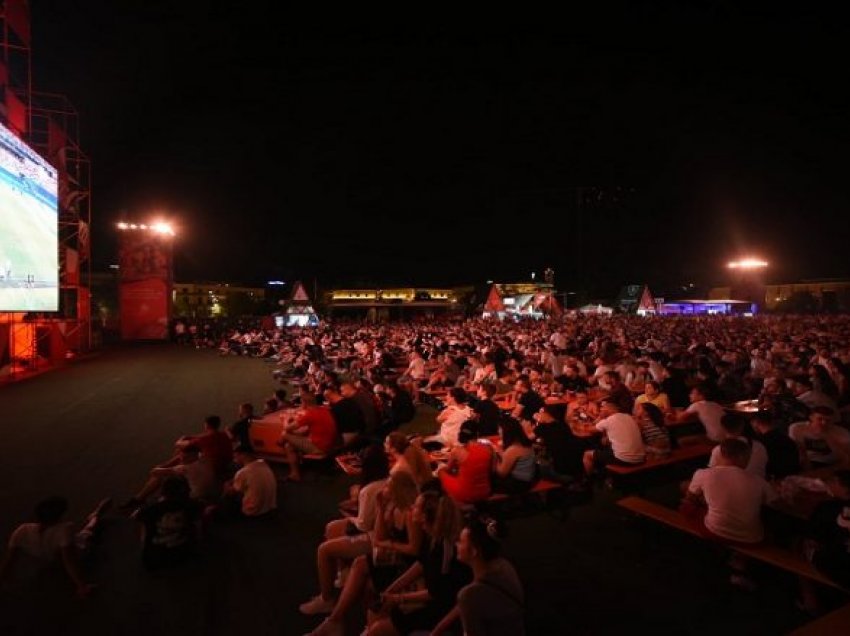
[486,478,564,503]
[789,602,850,635]
[617,496,849,592]
[606,442,713,476]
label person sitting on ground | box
[262,397,280,415]
[214,445,277,519]
[633,401,672,458]
[0,495,109,599]
[363,490,471,636]
[681,438,777,588]
[227,402,255,450]
[673,383,726,442]
[385,432,433,487]
[707,413,769,478]
[633,380,671,416]
[377,382,415,437]
[342,380,381,438]
[135,476,202,571]
[472,383,502,437]
[438,422,494,505]
[427,388,474,448]
[174,415,234,480]
[789,406,850,470]
[273,388,293,410]
[532,404,585,485]
[299,445,390,617]
[492,418,538,495]
[798,470,850,612]
[583,398,646,475]
[279,391,339,481]
[750,410,800,479]
[510,376,545,424]
[455,515,526,636]
[303,472,422,630]
[123,444,216,509]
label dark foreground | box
[0,345,818,635]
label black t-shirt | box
[389,390,415,425]
[419,539,473,615]
[138,498,201,569]
[518,391,545,421]
[755,428,801,479]
[331,397,366,435]
[555,375,589,393]
[534,421,584,476]
[228,417,253,450]
[473,399,502,436]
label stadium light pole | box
[727,257,768,312]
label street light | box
[727,258,768,270]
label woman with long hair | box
[299,444,390,616]
[304,471,422,633]
[365,490,470,636]
[385,432,433,487]
[492,418,537,494]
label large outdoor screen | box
[0,121,58,311]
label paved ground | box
[0,345,827,635]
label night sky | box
[29,4,850,294]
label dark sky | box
[28,4,850,293]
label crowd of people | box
[3,313,850,631]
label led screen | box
[0,121,58,311]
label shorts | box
[592,447,643,471]
[283,433,324,455]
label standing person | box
[135,476,202,571]
[583,398,645,475]
[454,516,525,636]
[227,402,255,451]
[0,496,109,599]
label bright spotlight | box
[150,221,175,236]
[728,258,768,270]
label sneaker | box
[299,595,336,616]
[305,617,343,636]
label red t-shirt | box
[195,430,234,477]
[299,406,338,453]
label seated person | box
[456,515,526,636]
[174,415,234,480]
[135,476,202,571]
[707,414,768,478]
[214,445,277,519]
[492,418,538,494]
[439,422,494,504]
[789,406,850,470]
[378,383,415,436]
[799,470,850,611]
[602,370,634,414]
[568,389,599,423]
[262,397,280,415]
[123,444,216,510]
[682,438,777,544]
[633,380,671,416]
[385,433,433,487]
[279,391,339,482]
[510,376,544,423]
[673,383,726,442]
[426,388,474,448]
[0,495,110,598]
[750,410,800,479]
[472,383,502,436]
[532,404,585,484]
[227,402,255,450]
[583,398,645,475]
[554,365,589,394]
[634,402,672,457]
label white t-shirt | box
[438,405,474,446]
[355,478,387,534]
[407,358,427,380]
[233,459,277,516]
[688,465,776,543]
[596,413,645,463]
[708,436,768,478]
[788,422,850,465]
[173,459,217,500]
[8,522,73,560]
[686,400,726,441]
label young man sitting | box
[214,445,277,519]
[789,406,850,470]
[583,398,645,475]
[707,414,769,478]
[279,391,338,481]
